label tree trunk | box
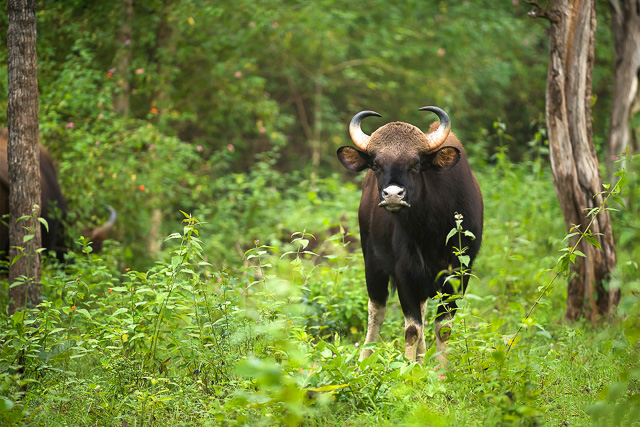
[114,0,133,116]
[606,0,640,175]
[539,0,619,322]
[7,0,42,314]
[153,0,176,119]
[145,2,178,257]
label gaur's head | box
[337,107,461,213]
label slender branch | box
[505,176,623,357]
[286,76,314,141]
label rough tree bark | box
[531,0,619,322]
[606,0,640,175]
[7,0,42,314]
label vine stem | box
[505,177,622,357]
[149,218,196,363]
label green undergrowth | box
[1,154,639,426]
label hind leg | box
[435,304,454,373]
[434,268,469,375]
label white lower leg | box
[360,299,386,361]
[416,300,428,363]
[434,316,452,371]
[404,300,428,362]
[404,317,424,362]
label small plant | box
[148,211,206,366]
[244,240,275,292]
[281,230,318,286]
[506,154,630,358]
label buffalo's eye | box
[371,163,382,172]
[411,163,421,173]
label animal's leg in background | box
[416,300,428,362]
[360,298,387,361]
[434,303,455,375]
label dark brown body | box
[358,129,483,317]
[338,109,483,369]
[1,129,67,260]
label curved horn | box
[89,205,117,242]
[349,110,382,152]
[418,106,451,150]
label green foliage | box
[2,1,605,166]
[1,1,638,425]
[1,150,638,425]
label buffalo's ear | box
[337,146,372,172]
[422,147,460,170]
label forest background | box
[0,0,639,425]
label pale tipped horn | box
[349,110,382,151]
[418,106,451,150]
[89,205,117,242]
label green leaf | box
[584,235,601,249]
[38,217,49,232]
[112,308,128,316]
[556,254,570,272]
[491,318,506,332]
[76,308,92,319]
[11,310,25,326]
[610,195,625,208]
[9,254,23,266]
[445,228,457,245]
[492,349,505,365]
[0,397,14,412]
[502,333,520,348]
[171,256,182,270]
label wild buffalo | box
[0,128,115,261]
[337,107,483,371]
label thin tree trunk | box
[145,2,177,257]
[153,0,176,119]
[536,0,619,322]
[7,0,42,314]
[606,0,640,175]
[114,0,133,116]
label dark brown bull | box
[337,107,483,371]
[0,129,115,261]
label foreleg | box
[360,298,387,361]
